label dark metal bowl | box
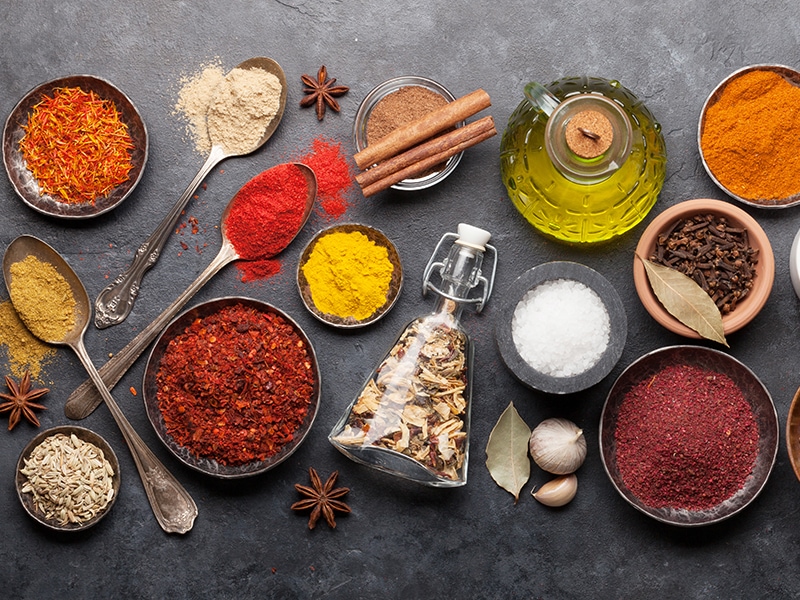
[2,75,148,219]
[495,261,627,394]
[142,297,320,479]
[16,425,121,532]
[600,345,778,526]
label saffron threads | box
[614,364,759,511]
[19,86,135,205]
[155,303,316,466]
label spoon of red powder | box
[64,162,317,420]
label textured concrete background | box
[1,1,800,598]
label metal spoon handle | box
[71,341,198,534]
[94,145,228,329]
[65,242,239,420]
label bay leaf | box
[638,255,728,347]
[485,401,531,503]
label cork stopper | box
[565,110,613,159]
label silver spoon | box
[3,235,198,534]
[94,57,287,329]
[64,163,317,420]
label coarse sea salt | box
[512,278,610,378]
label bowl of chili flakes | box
[142,296,320,479]
[2,74,148,219]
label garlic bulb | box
[529,417,586,474]
[532,474,578,507]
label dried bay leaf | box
[485,402,531,502]
[638,255,728,347]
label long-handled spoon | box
[3,236,198,534]
[64,163,317,420]
[94,57,287,329]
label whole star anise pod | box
[291,467,350,529]
[300,66,349,121]
[0,371,48,430]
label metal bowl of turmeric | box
[698,64,800,208]
[297,223,403,328]
[2,75,148,219]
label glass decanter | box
[329,223,497,487]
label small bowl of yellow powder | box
[698,64,800,208]
[297,223,403,328]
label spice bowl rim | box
[698,63,800,209]
[142,296,321,479]
[296,222,403,329]
[786,384,800,483]
[599,344,779,527]
[352,75,464,191]
[2,74,148,219]
[494,260,628,395]
[633,197,774,338]
[16,424,121,532]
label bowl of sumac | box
[599,345,778,526]
[633,198,774,338]
[143,296,320,479]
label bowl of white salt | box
[495,261,627,394]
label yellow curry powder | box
[0,300,56,379]
[701,69,800,201]
[302,230,394,320]
[9,255,77,342]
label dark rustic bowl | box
[142,297,320,479]
[600,345,778,526]
[297,223,403,329]
[16,425,121,532]
[495,261,627,394]
[2,75,148,219]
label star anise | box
[0,371,48,430]
[300,66,349,121]
[291,467,350,529]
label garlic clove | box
[532,474,578,507]
[529,417,587,475]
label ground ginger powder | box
[9,256,77,342]
[302,230,394,321]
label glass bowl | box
[495,261,627,394]
[142,297,320,479]
[297,223,403,328]
[353,76,463,191]
[16,425,121,532]
[698,64,800,208]
[633,198,774,338]
[600,345,778,526]
[2,75,148,219]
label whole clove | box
[649,213,758,315]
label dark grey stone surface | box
[1,1,800,598]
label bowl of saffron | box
[142,296,320,479]
[600,345,778,526]
[297,223,403,328]
[2,75,148,219]
[495,261,627,394]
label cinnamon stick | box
[356,116,496,189]
[359,118,497,197]
[353,88,491,170]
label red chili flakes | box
[614,363,759,511]
[155,303,315,466]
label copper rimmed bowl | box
[600,345,778,526]
[2,75,148,219]
[633,198,774,338]
[143,297,320,479]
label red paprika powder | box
[297,137,354,219]
[614,363,758,511]
[155,302,316,466]
[225,162,309,282]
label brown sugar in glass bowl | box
[632,198,774,338]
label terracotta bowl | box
[633,198,774,338]
[785,384,800,483]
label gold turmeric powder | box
[701,69,800,202]
[302,230,394,321]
